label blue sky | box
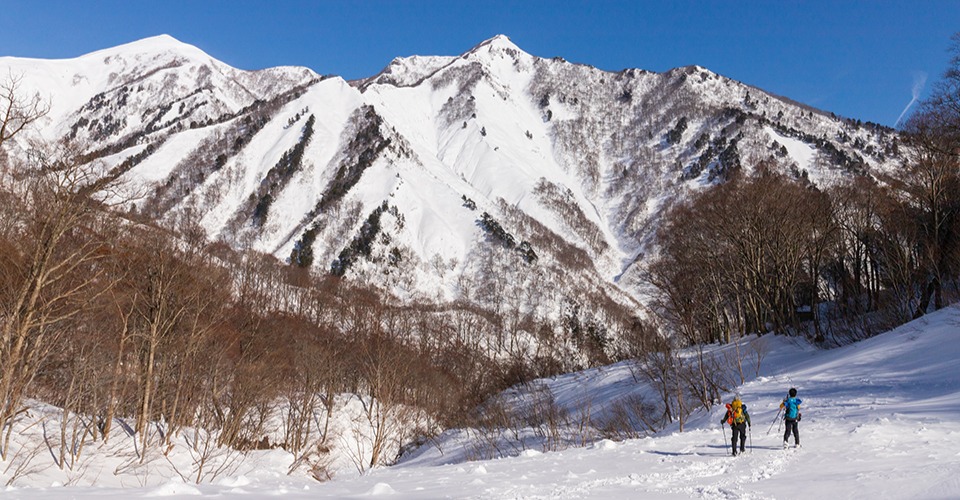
[1,0,957,127]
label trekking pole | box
[766,407,783,435]
[749,426,753,454]
[722,418,729,455]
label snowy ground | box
[5,305,960,499]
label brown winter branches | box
[648,119,960,347]
[0,143,638,473]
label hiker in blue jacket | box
[780,387,802,448]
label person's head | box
[789,388,797,398]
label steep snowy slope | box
[0,35,316,145]
[351,34,901,299]
[0,34,902,315]
[355,36,629,297]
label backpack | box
[784,397,801,419]
[727,400,746,425]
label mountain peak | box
[131,34,184,46]
[465,34,527,58]
[83,34,211,62]
[482,34,518,49]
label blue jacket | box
[781,397,802,420]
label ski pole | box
[722,419,729,455]
[766,406,783,435]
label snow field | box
[3,287,960,499]
[307,304,960,498]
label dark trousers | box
[783,418,799,445]
[731,423,747,453]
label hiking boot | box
[783,441,788,449]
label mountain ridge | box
[0,35,901,327]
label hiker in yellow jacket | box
[721,396,751,456]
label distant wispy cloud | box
[895,72,928,127]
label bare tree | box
[0,148,115,460]
[0,72,48,150]
[864,33,960,320]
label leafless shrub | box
[169,427,243,484]
[2,424,46,486]
[597,394,654,440]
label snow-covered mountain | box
[0,34,901,312]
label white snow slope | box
[5,304,960,499]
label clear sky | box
[1,0,957,127]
